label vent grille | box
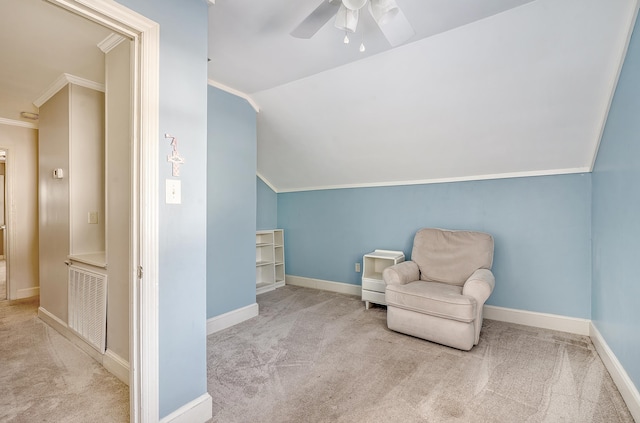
[68,265,107,353]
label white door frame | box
[47,1,160,422]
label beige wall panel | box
[38,86,71,320]
[69,84,105,255]
[105,40,132,361]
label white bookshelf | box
[256,229,285,294]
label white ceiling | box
[2,1,635,193]
[209,0,639,192]
[0,0,111,122]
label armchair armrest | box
[383,261,420,286]
[462,269,495,305]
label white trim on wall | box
[483,305,591,336]
[275,167,591,193]
[33,73,105,108]
[97,33,126,53]
[16,286,39,299]
[207,79,260,113]
[159,393,213,423]
[39,306,106,365]
[283,276,590,336]
[207,303,259,335]
[0,117,38,130]
[285,275,362,296]
[39,306,131,385]
[590,323,640,422]
[104,349,130,386]
[257,172,278,193]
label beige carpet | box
[0,259,6,300]
[0,297,129,422]
[207,285,634,423]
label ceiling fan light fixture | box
[342,0,367,11]
[20,111,39,120]
[369,0,399,26]
[334,4,359,33]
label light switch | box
[166,179,181,204]
[88,211,99,224]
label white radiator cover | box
[68,265,108,353]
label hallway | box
[0,297,128,422]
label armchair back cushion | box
[412,228,494,286]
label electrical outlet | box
[355,263,361,273]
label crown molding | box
[274,167,591,193]
[257,172,278,193]
[0,117,38,129]
[207,79,259,113]
[33,73,105,108]
[98,33,126,53]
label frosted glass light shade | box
[334,4,359,33]
[342,0,367,10]
[369,0,399,25]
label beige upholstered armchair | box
[383,228,495,351]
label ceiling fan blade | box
[374,7,415,47]
[291,0,342,39]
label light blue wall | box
[207,87,257,317]
[257,176,277,230]
[114,0,209,418]
[592,14,640,392]
[279,174,592,318]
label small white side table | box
[361,250,405,309]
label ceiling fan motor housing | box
[342,0,367,11]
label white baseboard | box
[38,306,68,332]
[38,306,103,362]
[285,275,362,296]
[590,323,640,422]
[38,306,130,383]
[283,279,590,336]
[159,393,212,423]
[483,305,590,336]
[16,286,39,299]
[103,349,130,386]
[207,303,259,335]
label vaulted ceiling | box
[208,0,639,192]
[1,0,636,193]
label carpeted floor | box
[0,259,6,300]
[207,285,634,423]
[0,297,129,422]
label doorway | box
[0,0,159,420]
[46,2,161,421]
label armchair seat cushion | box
[386,281,476,323]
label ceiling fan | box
[291,0,415,47]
